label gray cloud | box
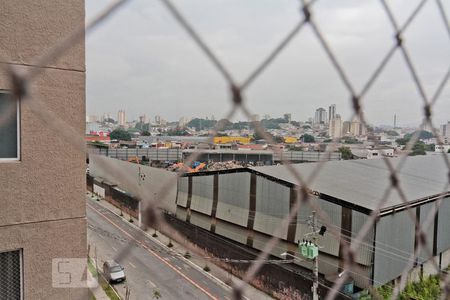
[86,0,450,126]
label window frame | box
[0,248,24,300]
[0,91,20,161]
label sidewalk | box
[87,192,274,300]
[88,269,110,300]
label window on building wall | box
[0,250,23,300]
[0,92,20,160]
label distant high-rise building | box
[179,116,191,127]
[139,114,148,124]
[252,114,260,122]
[440,121,450,139]
[263,114,271,120]
[350,116,367,136]
[155,115,161,125]
[314,108,327,125]
[284,113,292,123]
[329,114,342,139]
[328,104,336,122]
[117,110,126,126]
[342,121,351,135]
[87,115,99,123]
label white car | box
[103,260,126,283]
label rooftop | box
[249,154,450,213]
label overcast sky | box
[86,0,450,127]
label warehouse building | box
[175,155,450,289]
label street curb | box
[87,195,239,295]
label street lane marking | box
[128,261,136,268]
[175,265,182,270]
[146,279,157,288]
[89,198,236,294]
[87,203,219,300]
[111,246,117,252]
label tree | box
[396,130,434,146]
[110,128,131,141]
[141,131,151,136]
[338,146,353,160]
[186,118,217,131]
[409,141,427,156]
[395,137,409,145]
[386,130,399,136]
[166,128,190,136]
[404,130,433,141]
[302,134,315,143]
[343,137,360,144]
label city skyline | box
[87,0,450,127]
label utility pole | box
[311,211,319,300]
[298,211,326,299]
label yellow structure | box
[213,136,251,144]
[283,136,298,144]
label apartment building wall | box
[0,1,86,299]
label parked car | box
[102,260,126,283]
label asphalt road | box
[87,200,233,300]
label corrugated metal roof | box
[249,154,450,212]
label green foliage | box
[409,141,427,156]
[215,132,229,137]
[87,141,108,149]
[323,139,333,143]
[302,134,315,143]
[399,276,440,300]
[398,131,434,145]
[134,121,145,131]
[89,291,96,300]
[186,118,217,131]
[448,148,450,153]
[260,118,287,129]
[110,128,132,141]
[396,137,409,145]
[338,146,353,160]
[411,130,433,140]
[231,121,250,130]
[135,122,150,132]
[152,289,162,299]
[362,275,441,300]
[166,128,190,136]
[377,284,393,299]
[141,131,151,136]
[87,258,120,300]
[343,137,360,144]
[386,130,399,136]
[289,145,305,151]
